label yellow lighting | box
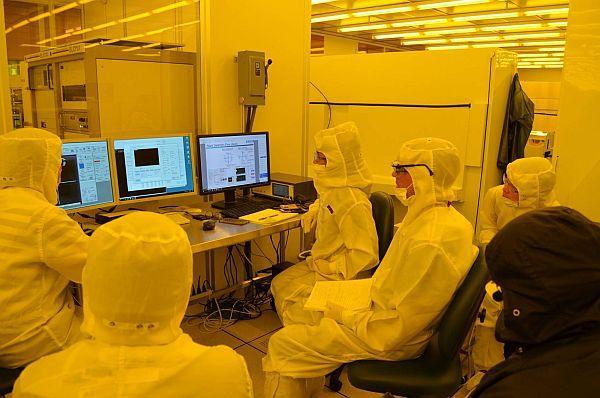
[526,57,562,62]
[175,20,200,28]
[312,0,336,4]
[552,52,565,57]
[450,35,500,43]
[54,32,73,40]
[36,38,53,44]
[473,42,519,48]
[52,2,78,14]
[524,7,569,16]
[146,27,174,35]
[102,38,121,44]
[374,32,421,39]
[5,27,13,34]
[72,27,92,35]
[424,27,477,36]
[93,21,117,30]
[427,44,470,50]
[122,46,142,52]
[418,0,490,10]
[403,38,448,45]
[543,65,563,68]
[539,47,565,52]
[12,20,31,29]
[29,12,51,22]
[142,42,162,48]
[152,1,189,14]
[78,0,95,4]
[339,24,389,32]
[118,12,151,23]
[353,6,413,17]
[392,18,448,28]
[84,43,101,49]
[519,53,549,58]
[453,12,519,22]
[504,32,561,40]
[123,34,144,40]
[522,40,566,46]
[311,14,350,23]
[482,23,543,32]
[548,21,568,27]
[519,65,543,69]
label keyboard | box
[220,200,279,219]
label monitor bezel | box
[110,133,198,205]
[60,138,117,214]
[197,131,271,195]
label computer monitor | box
[197,132,270,208]
[58,140,115,212]
[113,135,195,202]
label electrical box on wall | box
[238,51,266,106]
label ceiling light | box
[142,42,162,48]
[472,42,519,48]
[524,7,569,16]
[424,27,477,36]
[93,21,117,30]
[374,32,421,39]
[54,32,73,40]
[418,0,491,10]
[519,65,543,69]
[312,0,336,4]
[427,44,470,50]
[548,21,568,27]
[482,23,543,32]
[391,18,448,28]
[119,12,151,23]
[518,53,549,58]
[339,24,389,32]
[403,39,449,45]
[20,44,55,48]
[122,46,142,52]
[29,12,51,22]
[52,2,78,14]
[102,38,121,44]
[453,12,519,22]
[71,27,92,35]
[552,52,565,57]
[311,14,350,23]
[504,32,561,40]
[539,47,565,52]
[36,38,53,44]
[146,27,174,35]
[543,65,563,68]
[525,57,562,62]
[78,0,95,4]
[84,43,100,49]
[152,1,189,14]
[5,27,13,34]
[122,34,144,40]
[522,40,566,46]
[450,35,500,43]
[12,20,31,29]
[175,20,200,28]
[353,6,413,17]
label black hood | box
[486,206,600,346]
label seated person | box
[14,212,253,398]
[471,207,600,397]
[263,138,477,398]
[271,121,378,326]
[0,128,88,368]
[474,156,559,370]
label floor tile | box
[248,330,277,354]
[182,320,246,349]
[235,344,268,398]
[226,309,283,342]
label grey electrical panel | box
[238,51,266,106]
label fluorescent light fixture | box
[522,57,561,62]
[312,0,336,4]
[311,14,350,23]
[374,32,421,39]
[522,40,566,46]
[524,7,569,16]
[543,65,563,68]
[142,42,162,48]
[29,12,51,22]
[353,6,413,17]
[20,44,55,48]
[146,27,174,35]
[93,21,117,30]
[403,38,448,45]
[54,32,73,40]
[122,46,142,52]
[504,32,561,40]
[518,53,549,58]
[119,12,151,23]
[453,12,519,22]
[391,18,448,28]
[175,20,200,28]
[424,27,477,36]
[552,52,565,57]
[473,42,519,48]
[102,38,121,44]
[84,43,100,49]
[450,35,500,43]
[427,44,470,50]
[12,20,31,29]
[78,0,96,4]
[71,27,92,35]
[482,23,543,32]
[339,24,389,32]
[152,1,189,14]
[52,2,78,14]
[519,65,543,68]
[5,27,13,34]
[122,34,144,40]
[36,38,53,44]
[418,0,490,10]
[548,21,568,27]
[539,47,565,52]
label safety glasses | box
[391,162,434,176]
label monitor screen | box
[58,140,114,211]
[198,132,270,194]
[113,135,195,201]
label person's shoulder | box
[15,342,79,391]
[184,341,247,370]
[414,207,473,243]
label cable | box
[310,81,332,128]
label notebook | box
[304,278,374,312]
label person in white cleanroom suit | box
[0,128,88,368]
[270,121,379,326]
[14,212,254,398]
[263,138,477,398]
[473,156,559,371]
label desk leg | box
[205,251,215,290]
[279,231,286,262]
[244,241,252,278]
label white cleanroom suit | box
[14,212,254,398]
[263,138,477,398]
[474,156,559,370]
[0,128,88,368]
[271,121,379,326]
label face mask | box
[395,185,416,206]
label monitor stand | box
[211,189,249,210]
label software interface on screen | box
[58,141,114,210]
[114,136,194,201]
[198,133,269,194]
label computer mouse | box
[202,220,216,231]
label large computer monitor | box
[58,140,115,212]
[113,135,195,202]
[197,132,270,207]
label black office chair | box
[346,250,489,397]
[0,367,24,397]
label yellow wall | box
[519,69,562,132]
[0,0,11,134]
[554,0,600,221]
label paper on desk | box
[240,209,296,225]
[304,278,374,312]
[164,212,191,225]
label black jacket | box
[471,207,600,398]
[497,74,535,172]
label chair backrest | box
[0,367,24,395]
[369,192,395,261]
[424,249,489,364]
